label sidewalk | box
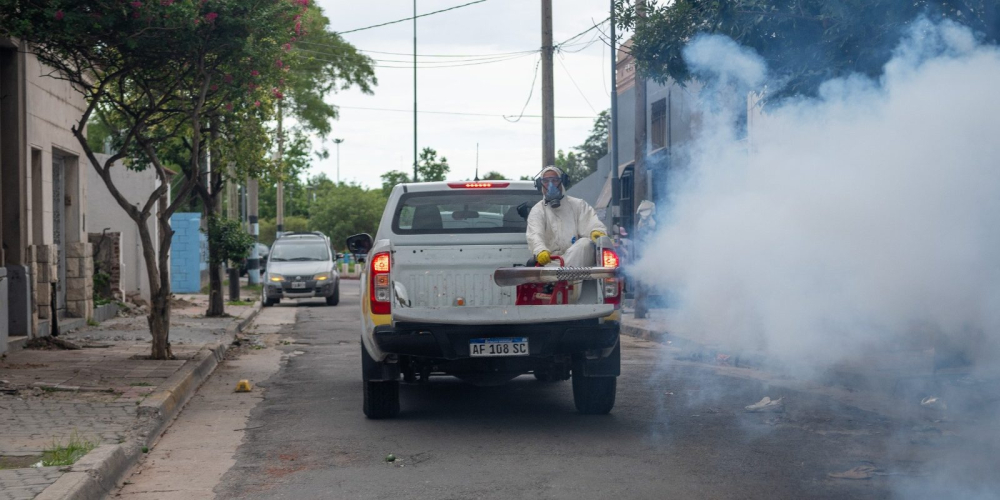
[0,295,260,500]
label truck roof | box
[397,180,537,193]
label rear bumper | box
[373,319,620,360]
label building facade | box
[1,39,94,351]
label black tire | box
[363,379,400,419]
[572,375,617,414]
[534,372,553,382]
[261,289,275,307]
[361,343,400,419]
[326,281,340,306]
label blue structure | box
[170,213,204,293]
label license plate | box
[469,337,529,357]
[291,281,306,289]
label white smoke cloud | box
[634,18,1000,377]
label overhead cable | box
[334,0,489,35]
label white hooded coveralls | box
[526,194,607,268]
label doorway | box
[52,154,66,316]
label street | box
[109,280,994,500]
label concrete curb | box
[35,300,263,500]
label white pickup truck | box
[346,180,622,419]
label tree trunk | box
[205,118,225,317]
[148,289,173,360]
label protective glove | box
[536,250,552,266]
[590,230,607,242]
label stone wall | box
[88,232,122,300]
[65,241,93,319]
[29,245,56,323]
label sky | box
[309,0,617,189]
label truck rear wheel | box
[361,343,400,419]
[363,380,400,419]
[572,375,616,414]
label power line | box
[556,52,598,114]
[337,104,595,120]
[503,57,542,123]
[294,46,530,65]
[297,50,537,69]
[334,0,489,35]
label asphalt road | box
[117,280,997,499]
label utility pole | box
[633,0,650,320]
[413,0,419,183]
[609,0,621,229]
[333,138,344,184]
[275,101,284,233]
[247,177,260,285]
[541,0,555,168]
[226,162,237,220]
[633,0,648,227]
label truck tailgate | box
[392,304,615,325]
[393,244,530,308]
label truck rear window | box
[392,190,542,234]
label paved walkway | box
[0,295,256,499]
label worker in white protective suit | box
[526,166,608,268]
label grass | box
[129,381,153,387]
[87,318,100,327]
[226,299,254,306]
[41,433,97,467]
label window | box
[269,241,330,262]
[651,98,667,150]
[393,190,542,234]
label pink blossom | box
[160,0,174,5]
[275,59,283,68]
[297,0,308,6]
[254,100,261,107]
[250,70,259,77]
[54,10,64,20]
[283,43,292,52]
[210,84,218,91]
[225,103,234,112]
[205,12,218,23]
[223,74,233,84]
[130,1,142,8]
[272,88,284,100]
[295,21,301,35]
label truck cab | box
[348,180,622,418]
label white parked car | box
[347,180,623,418]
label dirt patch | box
[0,455,43,469]
[170,296,200,308]
[0,362,49,369]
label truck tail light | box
[600,248,622,308]
[447,182,510,188]
[370,252,391,314]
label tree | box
[417,147,450,182]
[616,0,1000,99]
[481,171,507,180]
[575,110,610,176]
[309,184,387,251]
[556,150,589,185]
[380,170,411,196]
[0,0,303,359]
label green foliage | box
[309,183,387,251]
[556,150,590,185]
[259,216,309,246]
[258,134,318,220]
[41,433,97,467]
[480,171,507,180]
[616,0,1000,99]
[92,270,112,301]
[417,147,450,182]
[380,170,412,196]
[575,110,609,175]
[206,216,255,266]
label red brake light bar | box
[447,182,509,189]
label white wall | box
[87,154,161,302]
